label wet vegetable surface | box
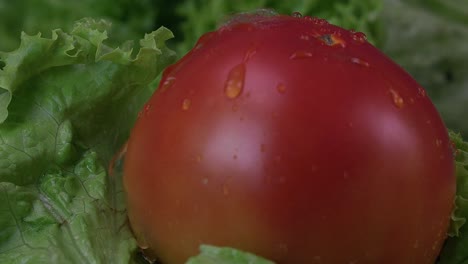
[124,13,456,264]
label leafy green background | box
[0,0,467,263]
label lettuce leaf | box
[186,245,275,264]
[439,132,468,264]
[0,18,176,263]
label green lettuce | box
[0,18,176,263]
[438,132,468,264]
[186,245,275,264]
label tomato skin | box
[124,14,456,264]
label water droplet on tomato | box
[260,144,266,152]
[350,57,370,67]
[276,83,286,94]
[160,76,176,92]
[291,11,302,18]
[233,154,238,160]
[311,17,329,25]
[289,50,313,60]
[232,104,239,112]
[319,34,346,47]
[182,99,191,110]
[300,34,310,41]
[435,139,442,147]
[224,63,245,99]
[142,103,153,116]
[243,46,257,62]
[136,239,150,250]
[351,32,367,43]
[196,154,203,162]
[418,86,427,97]
[389,89,404,108]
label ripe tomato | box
[123,13,456,264]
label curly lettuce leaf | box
[174,0,382,55]
[0,151,135,263]
[439,132,468,264]
[185,245,275,264]
[0,0,158,52]
[0,18,176,263]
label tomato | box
[123,13,456,264]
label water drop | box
[160,76,176,92]
[435,139,442,147]
[312,17,329,25]
[350,57,370,67]
[418,86,427,97]
[319,34,346,47]
[232,104,239,112]
[276,82,286,94]
[300,34,310,41]
[243,46,257,62]
[291,11,302,18]
[224,63,245,99]
[389,89,404,108]
[182,98,191,110]
[142,103,153,116]
[351,32,367,43]
[260,144,266,153]
[196,154,203,163]
[289,50,313,60]
[233,154,238,160]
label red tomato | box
[123,13,456,264]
